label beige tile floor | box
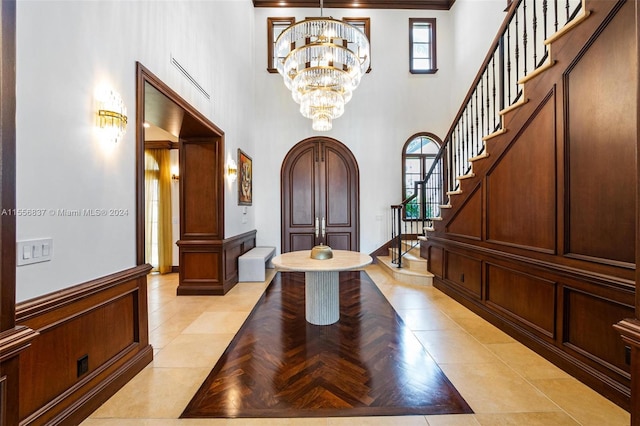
[83,265,630,426]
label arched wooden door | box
[281,138,359,252]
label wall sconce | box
[96,86,127,143]
[227,159,238,183]
[171,165,179,182]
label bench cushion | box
[238,246,275,282]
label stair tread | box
[377,256,434,278]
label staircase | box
[424,0,586,219]
[377,240,434,286]
[412,0,638,411]
[384,0,587,285]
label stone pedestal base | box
[305,271,339,325]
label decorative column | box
[305,271,340,325]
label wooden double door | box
[281,138,359,253]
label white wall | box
[15,0,503,301]
[252,4,504,255]
[449,0,507,110]
[16,0,255,301]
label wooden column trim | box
[620,2,640,424]
[16,264,152,322]
[614,319,640,425]
[0,326,38,363]
[0,0,16,331]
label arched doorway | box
[281,137,359,252]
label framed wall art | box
[238,149,252,205]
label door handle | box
[315,217,319,238]
[321,217,326,238]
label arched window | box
[402,133,442,219]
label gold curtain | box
[144,151,157,270]
[144,149,174,274]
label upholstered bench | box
[238,246,276,282]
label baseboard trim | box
[434,277,631,410]
[44,344,154,426]
[16,264,153,425]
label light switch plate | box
[17,238,53,266]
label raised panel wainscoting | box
[15,264,153,426]
[177,230,257,295]
[424,0,636,410]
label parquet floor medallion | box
[181,271,473,418]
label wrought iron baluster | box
[474,87,479,159]
[506,24,512,105]
[543,0,548,40]
[554,0,559,32]
[485,67,490,135]
[532,0,538,67]
[464,105,470,176]
[492,54,497,133]
[523,0,528,76]
[514,8,520,100]
[458,115,463,178]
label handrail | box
[391,0,583,268]
[424,0,583,202]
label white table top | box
[272,250,372,272]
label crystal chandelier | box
[275,2,370,131]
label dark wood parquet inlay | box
[181,271,473,418]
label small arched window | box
[402,133,442,219]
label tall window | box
[409,18,437,74]
[267,17,295,73]
[343,17,372,73]
[402,133,442,219]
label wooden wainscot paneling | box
[178,240,223,295]
[563,286,634,385]
[444,250,482,299]
[0,327,39,426]
[445,183,482,240]
[486,90,557,254]
[15,264,153,426]
[564,0,636,267]
[486,263,557,339]
[424,0,636,413]
[178,230,257,295]
[181,137,223,239]
[427,244,444,278]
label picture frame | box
[238,149,253,205]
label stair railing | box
[390,178,431,268]
[391,0,583,267]
[424,0,583,215]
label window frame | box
[267,17,295,73]
[409,17,438,74]
[402,132,443,220]
[343,17,372,73]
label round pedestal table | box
[271,250,373,325]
